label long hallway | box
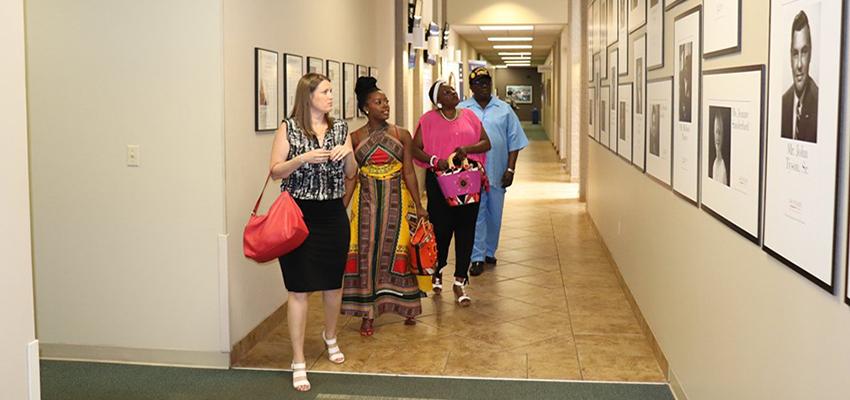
[235,124,665,382]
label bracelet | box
[429,155,438,167]
[506,167,515,174]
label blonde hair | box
[289,73,334,136]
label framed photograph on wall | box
[307,56,324,75]
[254,48,279,132]
[608,0,617,47]
[617,83,633,161]
[608,47,619,152]
[672,6,702,205]
[704,0,742,58]
[618,0,629,74]
[356,65,369,117]
[589,2,596,83]
[507,85,533,104]
[665,0,687,11]
[600,84,610,147]
[326,60,342,119]
[764,0,844,292]
[588,87,597,139]
[700,65,766,244]
[629,0,647,33]
[369,67,379,81]
[646,77,674,186]
[284,53,303,119]
[342,62,356,119]
[647,0,665,70]
[633,35,647,171]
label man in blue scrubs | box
[459,67,529,276]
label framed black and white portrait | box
[284,53,303,118]
[704,0,741,58]
[600,84,610,147]
[307,56,324,75]
[589,2,596,83]
[342,62,356,119]
[254,48,279,132]
[701,65,765,244]
[764,0,844,292]
[672,6,702,204]
[647,0,665,70]
[618,0,629,74]
[633,35,647,171]
[629,0,647,33]
[608,47,619,152]
[646,77,674,186]
[326,60,342,120]
[608,0,617,47]
[617,83,633,161]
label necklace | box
[367,122,389,135]
[439,109,459,122]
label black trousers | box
[425,171,480,281]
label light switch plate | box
[127,145,140,167]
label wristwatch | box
[506,168,515,174]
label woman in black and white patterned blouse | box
[269,73,357,392]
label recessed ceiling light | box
[493,45,533,49]
[479,25,534,31]
[487,37,533,42]
[498,52,532,56]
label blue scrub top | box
[459,95,529,189]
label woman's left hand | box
[330,144,353,162]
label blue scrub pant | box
[471,186,506,262]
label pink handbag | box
[434,153,484,207]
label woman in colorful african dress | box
[341,76,429,336]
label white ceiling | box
[452,24,565,66]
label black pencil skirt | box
[279,198,349,293]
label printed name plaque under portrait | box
[646,77,674,187]
[700,66,765,244]
[764,0,844,292]
[633,35,647,171]
[672,6,702,205]
[617,83,634,162]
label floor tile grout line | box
[551,208,585,381]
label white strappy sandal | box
[322,330,345,364]
[290,362,310,392]
[453,280,471,307]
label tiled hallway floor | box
[234,127,666,382]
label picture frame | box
[646,77,674,187]
[307,56,324,75]
[254,48,279,132]
[629,0,647,33]
[284,53,304,118]
[700,65,766,245]
[665,0,687,12]
[343,62,356,119]
[608,46,619,152]
[588,86,597,139]
[369,66,379,81]
[647,0,665,70]
[506,85,533,104]
[617,83,633,162]
[618,0,629,74]
[608,0,617,47]
[326,60,342,119]
[672,6,702,205]
[763,0,845,293]
[633,35,647,171]
[600,84,610,147]
[703,0,742,58]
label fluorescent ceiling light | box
[507,64,533,67]
[494,65,508,69]
[502,56,531,60]
[493,45,533,49]
[504,61,531,64]
[480,25,534,31]
[488,37,533,42]
[498,52,532,56]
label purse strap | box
[251,173,274,216]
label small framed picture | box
[343,62,356,119]
[326,60,342,119]
[254,48,279,132]
[307,57,324,75]
[284,53,304,118]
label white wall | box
[585,0,850,399]
[222,0,396,346]
[2,0,39,397]
[27,0,228,366]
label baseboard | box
[587,216,671,381]
[28,340,41,400]
[40,343,229,369]
[230,302,287,365]
[668,367,689,400]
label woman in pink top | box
[412,80,491,306]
